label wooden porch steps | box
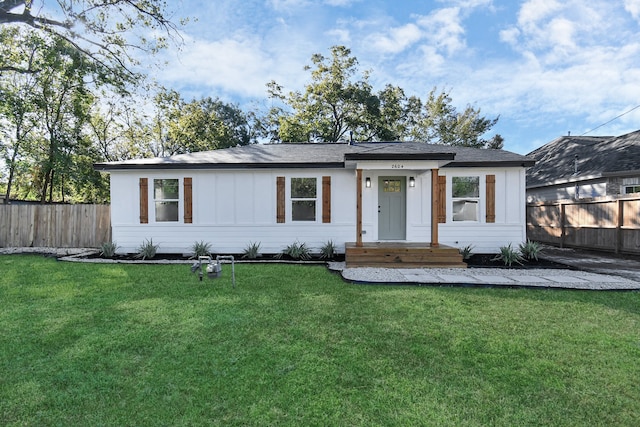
[345,242,467,268]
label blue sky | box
[155,0,640,154]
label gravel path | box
[328,262,640,290]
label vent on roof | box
[572,154,579,176]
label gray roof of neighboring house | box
[526,130,640,188]
[94,142,535,171]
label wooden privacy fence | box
[0,204,111,248]
[527,197,640,254]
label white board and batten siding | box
[110,169,356,254]
[110,165,528,255]
[438,168,527,253]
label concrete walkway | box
[329,246,640,290]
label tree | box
[31,36,97,202]
[408,88,499,148]
[0,58,39,203]
[147,88,255,156]
[486,134,504,149]
[264,45,499,147]
[266,46,381,142]
[0,0,181,83]
[169,97,254,152]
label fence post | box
[560,202,566,248]
[616,199,624,254]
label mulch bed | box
[465,254,570,269]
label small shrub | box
[319,240,337,260]
[459,244,474,260]
[520,239,542,261]
[100,241,119,258]
[136,238,159,260]
[491,243,523,267]
[242,241,262,259]
[190,240,212,258]
[280,241,311,260]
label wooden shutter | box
[437,175,447,223]
[486,174,496,223]
[276,176,285,223]
[184,177,193,224]
[139,178,149,224]
[322,176,331,223]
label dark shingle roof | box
[526,130,640,188]
[95,142,534,171]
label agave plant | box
[136,238,159,260]
[100,241,119,258]
[279,241,311,260]
[459,244,474,261]
[491,243,523,267]
[242,241,262,259]
[519,239,542,261]
[190,240,212,258]
[319,240,337,260]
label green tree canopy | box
[0,0,182,88]
[263,45,500,148]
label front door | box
[378,177,406,240]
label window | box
[383,179,402,193]
[624,185,640,195]
[452,176,479,221]
[154,179,179,222]
[291,177,317,221]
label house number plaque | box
[391,164,404,169]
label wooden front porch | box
[345,242,467,268]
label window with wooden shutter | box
[486,174,496,223]
[139,178,148,224]
[184,177,193,224]
[322,176,331,223]
[437,175,447,223]
[276,176,285,223]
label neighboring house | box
[94,142,534,259]
[526,130,640,202]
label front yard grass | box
[1,255,639,426]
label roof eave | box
[445,160,536,168]
[526,173,604,189]
[94,162,346,172]
[344,153,456,161]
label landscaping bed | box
[465,253,570,269]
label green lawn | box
[1,255,639,426]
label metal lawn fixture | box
[190,255,236,287]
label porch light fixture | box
[409,177,415,188]
[365,177,371,188]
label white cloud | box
[417,7,466,55]
[517,0,562,29]
[499,27,520,46]
[367,23,423,54]
[323,0,361,6]
[624,0,640,20]
[160,36,284,99]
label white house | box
[95,142,534,266]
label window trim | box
[451,175,481,222]
[290,176,318,222]
[152,178,181,223]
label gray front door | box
[378,177,406,240]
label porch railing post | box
[356,169,363,247]
[431,169,439,247]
